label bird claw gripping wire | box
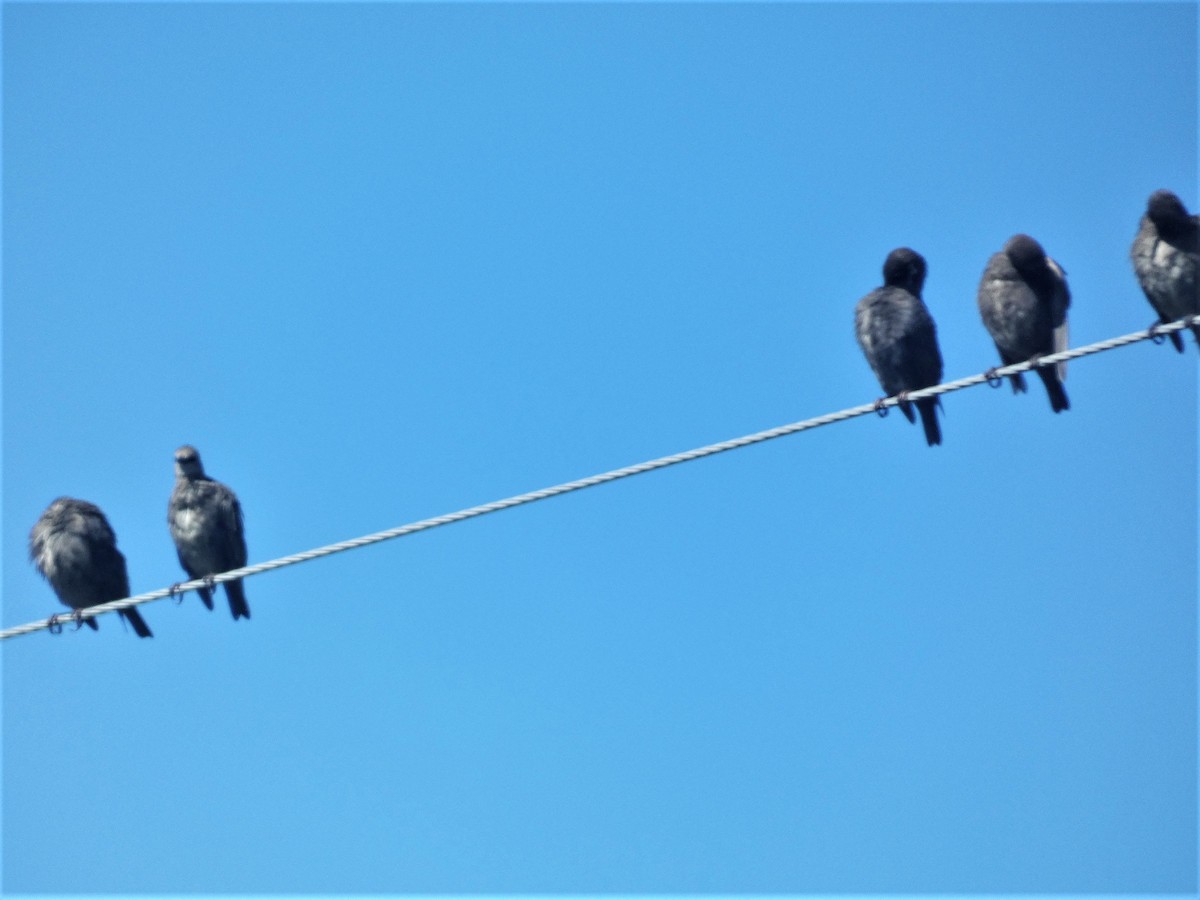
[71,610,87,631]
[985,367,1004,388]
[873,397,889,418]
[46,613,63,635]
[168,582,185,604]
[202,575,217,594]
[1147,321,1166,345]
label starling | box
[29,497,153,638]
[977,234,1071,413]
[1131,189,1199,352]
[855,247,945,446]
[168,446,250,620]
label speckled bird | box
[168,445,251,620]
[1131,189,1199,353]
[977,234,1071,413]
[854,247,945,446]
[29,497,153,637]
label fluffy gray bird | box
[29,497,153,638]
[977,234,1071,413]
[1131,189,1199,353]
[855,247,945,446]
[168,445,250,620]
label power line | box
[4,315,1196,642]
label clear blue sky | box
[2,2,1196,894]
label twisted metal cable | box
[4,315,1196,642]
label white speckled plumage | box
[168,446,251,620]
[29,497,153,637]
[854,247,945,446]
[1131,190,1199,353]
[977,234,1071,413]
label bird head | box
[1003,234,1049,279]
[1146,190,1192,237]
[174,445,206,480]
[881,247,927,295]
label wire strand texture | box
[4,315,1197,641]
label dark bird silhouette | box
[977,234,1071,413]
[168,445,250,620]
[1131,189,1199,353]
[29,497,153,638]
[854,247,945,446]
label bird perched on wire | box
[977,234,1071,413]
[29,497,153,638]
[855,247,945,446]
[168,445,251,621]
[1131,189,1199,353]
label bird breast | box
[171,506,210,544]
[1153,239,1180,266]
[35,530,92,583]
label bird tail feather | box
[197,586,215,611]
[916,397,941,446]
[225,580,251,621]
[121,608,153,639]
[1036,369,1070,413]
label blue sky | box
[2,1,1196,894]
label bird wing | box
[900,297,944,389]
[92,539,131,603]
[218,485,249,569]
[1047,257,1070,379]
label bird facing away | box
[855,247,945,446]
[1131,189,1199,353]
[977,234,1071,413]
[29,497,153,638]
[168,445,250,620]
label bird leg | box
[47,613,63,635]
[169,582,186,604]
[873,397,889,418]
[984,367,1003,388]
[1147,319,1166,345]
[71,610,87,631]
[203,575,217,593]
